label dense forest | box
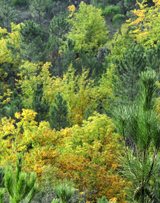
[0,0,160,202]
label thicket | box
[0,0,160,202]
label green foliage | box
[67,2,108,54]
[102,5,121,16]
[4,157,37,203]
[114,69,160,202]
[49,92,68,130]
[112,14,125,24]
[0,0,17,28]
[20,20,47,61]
[47,11,69,73]
[32,83,49,121]
[0,169,4,188]
[52,199,61,203]
[0,188,5,203]
[49,12,69,49]
[11,0,29,7]
[52,181,75,203]
[113,42,146,105]
[97,196,109,203]
[124,0,136,9]
[115,69,158,148]
[29,0,51,23]
[1,0,160,202]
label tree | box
[20,20,48,61]
[64,2,108,75]
[114,42,146,105]
[67,2,108,54]
[32,83,49,122]
[4,156,37,203]
[49,93,68,130]
[102,4,125,25]
[115,69,160,202]
[29,0,50,24]
[47,12,69,75]
[0,0,17,28]
[0,23,21,118]
[128,0,160,47]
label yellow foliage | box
[0,23,21,109]
[127,1,160,46]
[68,4,76,12]
[154,0,160,6]
[0,109,128,202]
[130,9,146,26]
[19,62,113,125]
[0,23,21,64]
[52,113,128,202]
[109,197,117,203]
[0,27,7,35]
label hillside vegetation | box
[0,0,160,202]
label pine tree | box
[114,69,160,202]
[0,0,17,28]
[114,42,146,105]
[49,93,68,130]
[4,156,37,203]
[20,20,47,61]
[32,83,49,121]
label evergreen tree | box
[32,83,49,121]
[20,20,48,61]
[0,0,17,28]
[49,93,68,130]
[29,0,50,24]
[47,12,69,75]
[115,69,160,202]
[4,156,37,203]
[114,42,146,105]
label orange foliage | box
[0,110,128,202]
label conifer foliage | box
[4,157,37,203]
[115,69,160,202]
[0,0,160,202]
[49,93,68,130]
